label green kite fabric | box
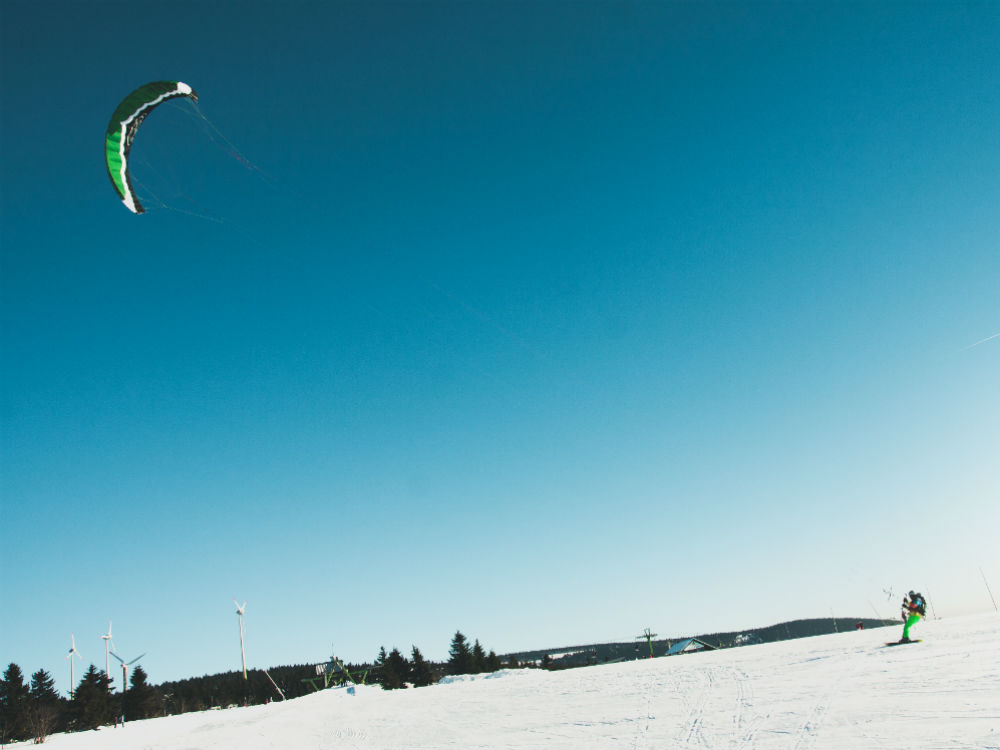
[105,81,198,214]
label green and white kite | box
[104,81,198,214]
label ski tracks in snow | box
[631,661,762,749]
[677,666,714,747]
[628,660,658,750]
[790,692,831,750]
[635,654,840,750]
[731,668,766,749]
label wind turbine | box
[234,599,248,680]
[101,620,114,689]
[110,650,146,694]
[66,634,83,698]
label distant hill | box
[503,617,898,669]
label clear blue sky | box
[2,1,998,691]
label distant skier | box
[900,591,926,642]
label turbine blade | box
[128,653,146,665]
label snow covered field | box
[44,613,999,749]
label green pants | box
[902,613,922,640]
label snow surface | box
[43,613,999,749]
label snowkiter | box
[900,591,926,642]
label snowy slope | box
[44,613,999,749]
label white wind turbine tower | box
[66,634,83,698]
[110,650,146,694]
[234,599,248,680]
[101,620,114,689]
[107,623,145,695]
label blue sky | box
[2,1,998,691]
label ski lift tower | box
[636,628,658,659]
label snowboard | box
[884,639,922,647]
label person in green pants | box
[901,591,926,642]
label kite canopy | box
[104,81,198,214]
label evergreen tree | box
[448,631,472,675]
[376,647,408,690]
[29,669,60,704]
[471,639,487,674]
[410,646,434,687]
[1,662,30,743]
[125,665,160,720]
[485,650,502,673]
[70,665,115,730]
[374,647,390,689]
[28,668,64,741]
[385,648,410,690]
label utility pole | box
[635,628,658,659]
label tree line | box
[374,631,510,690]
[0,661,160,744]
[0,629,514,743]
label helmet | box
[908,591,915,597]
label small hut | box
[664,638,717,656]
